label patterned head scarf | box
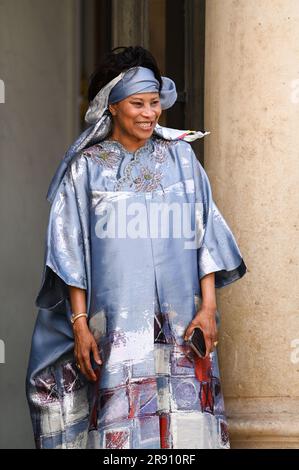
[46,66,210,203]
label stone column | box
[111,0,149,48]
[205,0,299,448]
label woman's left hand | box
[184,304,218,357]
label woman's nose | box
[141,105,157,117]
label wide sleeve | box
[35,154,90,310]
[191,149,247,288]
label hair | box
[88,46,163,102]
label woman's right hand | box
[73,317,102,382]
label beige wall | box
[0,0,80,448]
[205,0,299,448]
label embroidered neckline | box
[84,136,175,192]
[114,138,173,192]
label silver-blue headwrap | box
[108,66,176,109]
[46,66,209,203]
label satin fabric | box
[108,66,177,108]
[26,135,247,449]
[47,65,207,205]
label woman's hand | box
[73,317,102,382]
[184,304,218,357]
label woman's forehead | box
[127,92,160,100]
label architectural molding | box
[226,397,299,448]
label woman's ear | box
[108,104,117,116]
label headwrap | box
[108,66,176,109]
[46,66,210,203]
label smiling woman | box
[26,46,247,449]
[107,91,162,152]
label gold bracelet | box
[71,312,88,325]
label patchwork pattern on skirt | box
[27,295,229,449]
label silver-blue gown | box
[26,135,247,449]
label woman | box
[26,46,247,449]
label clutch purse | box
[188,327,206,358]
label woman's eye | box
[132,102,159,106]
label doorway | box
[80,0,205,162]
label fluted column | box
[111,0,149,48]
[205,0,299,448]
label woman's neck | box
[107,131,149,153]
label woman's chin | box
[133,128,155,140]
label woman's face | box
[108,92,162,142]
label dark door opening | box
[80,0,205,163]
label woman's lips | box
[135,122,153,129]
